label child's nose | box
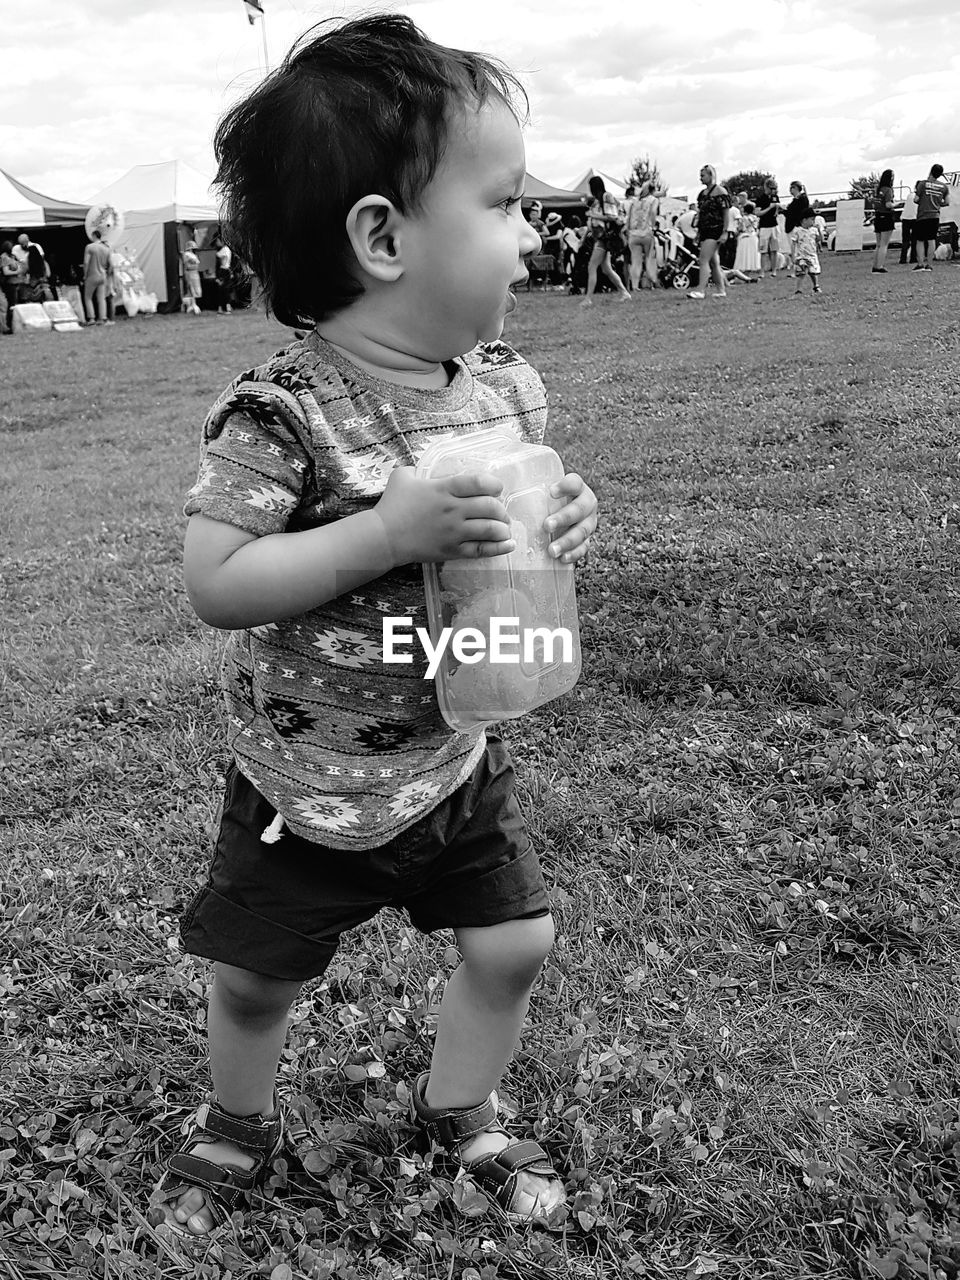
[521,222,541,256]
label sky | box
[4,0,959,206]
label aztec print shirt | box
[184,332,548,851]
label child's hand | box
[543,473,598,564]
[375,466,515,565]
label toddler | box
[154,12,597,1247]
[793,212,823,295]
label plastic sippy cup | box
[416,427,582,732]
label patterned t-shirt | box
[184,333,548,851]
[793,225,821,271]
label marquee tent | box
[0,170,89,227]
[0,170,91,290]
[522,174,585,210]
[87,160,221,307]
[569,169,629,200]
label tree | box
[722,170,774,202]
[625,154,665,193]
[847,172,882,201]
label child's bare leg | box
[171,962,301,1236]
[425,915,560,1217]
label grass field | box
[2,255,960,1280]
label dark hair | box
[26,244,44,279]
[744,201,755,214]
[931,163,944,179]
[214,13,527,327]
[569,214,582,227]
[878,169,894,189]
[0,240,11,255]
[588,175,606,200]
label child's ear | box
[345,195,405,283]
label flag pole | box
[260,12,270,73]
[243,2,270,74]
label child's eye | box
[500,196,522,212]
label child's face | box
[802,214,815,227]
[399,97,540,357]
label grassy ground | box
[2,255,959,1280]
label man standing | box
[214,238,234,312]
[898,191,917,264]
[912,163,950,271]
[11,232,44,300]
[755,178,781,278]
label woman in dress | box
[688,165,732,299]
[181,240,202,315]
[872,169,896,273]
[580,175,632,306]
[734,201,761,276]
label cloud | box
[863,119,960,163]
[4,0,960,205]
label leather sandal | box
[410,1072,566,1228]
[152,1095,285,1244]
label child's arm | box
[543,473,598,565]
[184,467,515,629]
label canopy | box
[568,168,629,200]
[84,161,220,307]
[523,173,585,209]
[0,169,89,227]
[87,160,219,225]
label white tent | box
[0,170,46,225]
[568,169,629,201]
[88,160,217,225]
[0,168,45,224]
[87,161,220,306]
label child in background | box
[733,201,760,276]
[793,212,823,295]
[153,12,597,1246]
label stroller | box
[655,230,699,290]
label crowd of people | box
[0,232,55,331]
[2,162,951,332]
[526,162,954,303]
[0,229,244,332]
[180,238,238,315]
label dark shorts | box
[914,218,939,243]
[874,214,895,233]
[180,735,549,982]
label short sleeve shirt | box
[756,192,780,228]
[184,334,549,851]
[915,178,950,221]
